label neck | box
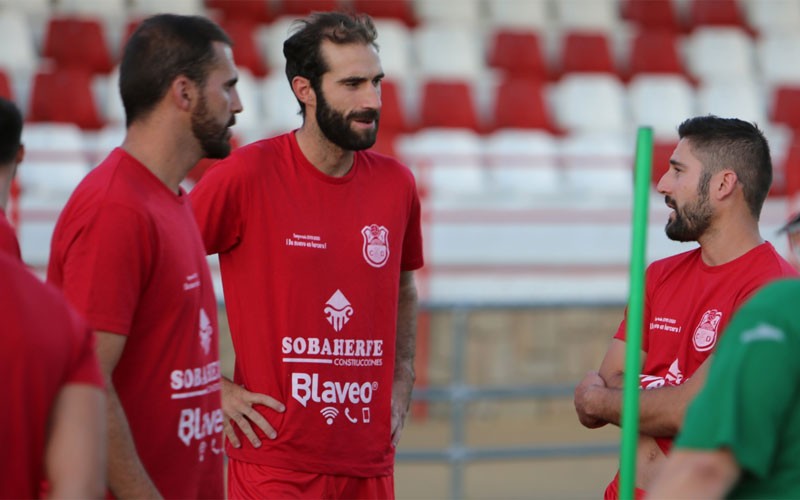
[698,214,764,266]
[295,124,354,178]
[121,118,203,194]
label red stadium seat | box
[622,0,681,31]
[352,0,416,26]
[28,69,104,130]
[688,0,750,31]
[559,32,616,76]
[418,80,480,131]
[652,141,678,186]
[42,17,113,74]
[488,30,549,80]
[627,31,687,78]
[772,86,800,131]
[0,70,12,100]
[379,79,410,134]
[491,77,558,133]
[782,135,800,197]
[220,20,268,77]
[205,0,273,23]
[278,0,340,15]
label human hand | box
[574,370,608,429]
[221,378,285,449]
[390,396,408,448]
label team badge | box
[692,309,722,352]
[362,224,389,268]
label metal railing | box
[396,302,620,499]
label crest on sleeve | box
[361,224,389,268]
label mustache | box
[665,196,676,209]
[227,116,236,127]
[348,109,380,122]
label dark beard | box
[315,86,379,151]
[191,93,234,159]
[664,190,713,242]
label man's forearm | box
[393,271,418,411]
[106,384,161,499]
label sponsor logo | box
[177,408,224,446]
[693,309,722,352]
[324,290,354,332]
[741,323,786,344]
[362,224,389,268]
[321,406,339,425]
[639,359,684,389]
[199,308,213,355]
[292,372,377,407]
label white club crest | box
[361,224,389,268]
[693,309,722,352]
[199,308,212,355]
[324,290,354,332]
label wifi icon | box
[320,406,339,425]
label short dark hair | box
[283,11,378,116]
[120,14,232,126]
[678,115,772,219]
[0,97,22,165]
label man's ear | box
[170,76,197,112]
[714,169,739,200]
[292,76,315,108]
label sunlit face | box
[313,41,383,151]
[656,138,714,242]
[192,42,243,159]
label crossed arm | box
[574,339,710,437]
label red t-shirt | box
[0,252,103,499]
[47,148,224,498]
[0,208,21,260]
[615,242,797,453]
[190,132,424,477]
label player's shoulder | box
[357,149,417,183]
[203,133,290,180]
[648,247,700,272]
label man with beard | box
[47,14,242,498]
[190,11,423,499]
[573,115,797,499]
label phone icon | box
[344,407,358,423]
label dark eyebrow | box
[669,159,685,168]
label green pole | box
[619,127,653,500]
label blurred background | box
[4,0,800,497]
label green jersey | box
[676,279,800,498]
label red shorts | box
[228,458,394,499]
[604,471,646,500]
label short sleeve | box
[401,175,424,271]
[63,306,104,388]
[676,285,800,478]
[613,264,655,353]
[190,154,247,255]
[59,203,153,336]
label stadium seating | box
[757,34,800,86]
[28,69,104,130]
[414,0,481,24]
[418,80,480,131]
[42,17,114,74]
[626,31,686,79]
[205,0,273,23]
[372,20,412,79]
[745,0,800,34]
[412,23,484,79]
[554,0,619,31]
[687,0,751,31]
[771,86,800,131]
[554,73,627,134]
[622,0,682,31]
[0,10,38,77]
[220,19,268,77]
[697,80,767,125]
[628,74,695,139]
[485,0,551,30]
[0,70,12,100]
[352,0,416,26]
[488,30,549,80]
[685,26,755,82]
[558,32,616,76]
[484,130,562,198]
[490,77,558,133]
